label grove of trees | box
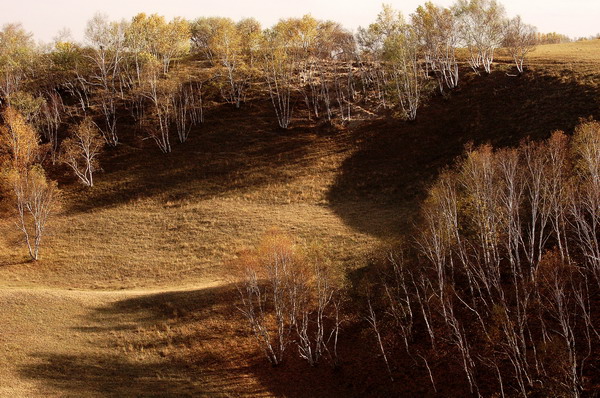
[0,0,544,154]
[232,121,600,397]
[363,120,600,397]
[0,1,597,396]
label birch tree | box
[0,107,60,261]
[124,13,155,83]
[138,60,174,153]
[60,117,104,187]
[259,23,298,129]
[455,0,506,74]
[411,2,460,91]
[379,8,430,121]
[570,120,600,285]
[308,21,355,122]
[504,16,537,74]
[84,13,128,146]
[6,164,61,261]
[193,17,256,108]
[190,17,224,60]
[356,20,390,110]
[235,231,344,367]
[172,80,203,143]
[126,14,190,74]
[358,5,432,118]
[407,122,600,395]
[160,17,190,73]
[0,23,36,102]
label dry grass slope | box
[1,40,600,397]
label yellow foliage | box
[0,106,40,170]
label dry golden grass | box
[529,39,600,64]
[0,284,271,397]
[0,109,384,290]
[0,198,379,290]
[1,40,599,397]
[0,101,388,396]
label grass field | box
[1,40,600,397]
[529,39,600,64]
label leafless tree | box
[504,16,537,74]
[235,233,298,365]
[235,232,344,367]
[405,121,600,395]
[570,121,600,286]
[83,13,127,146]
[138,62,174,153]
[172,80,204,143]
[60,117,104,187]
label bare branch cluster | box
[366,120,600,396]
[234,231,344,367]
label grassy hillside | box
[1,40,600,397]
[529,39,600,64]
[0,102,382,290]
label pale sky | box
[2,0,599,44]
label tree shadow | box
[327,68,600,238]
[15,284,356,397]
[18,284,264,397]
[63,100,324,214]
[15,271,599,397]
[19,352,241,398]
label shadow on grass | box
[327,68,600,237]
[18,284,262,397]
[63,100,323,214]
[18,284,373,397]
[19,352,238,398]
